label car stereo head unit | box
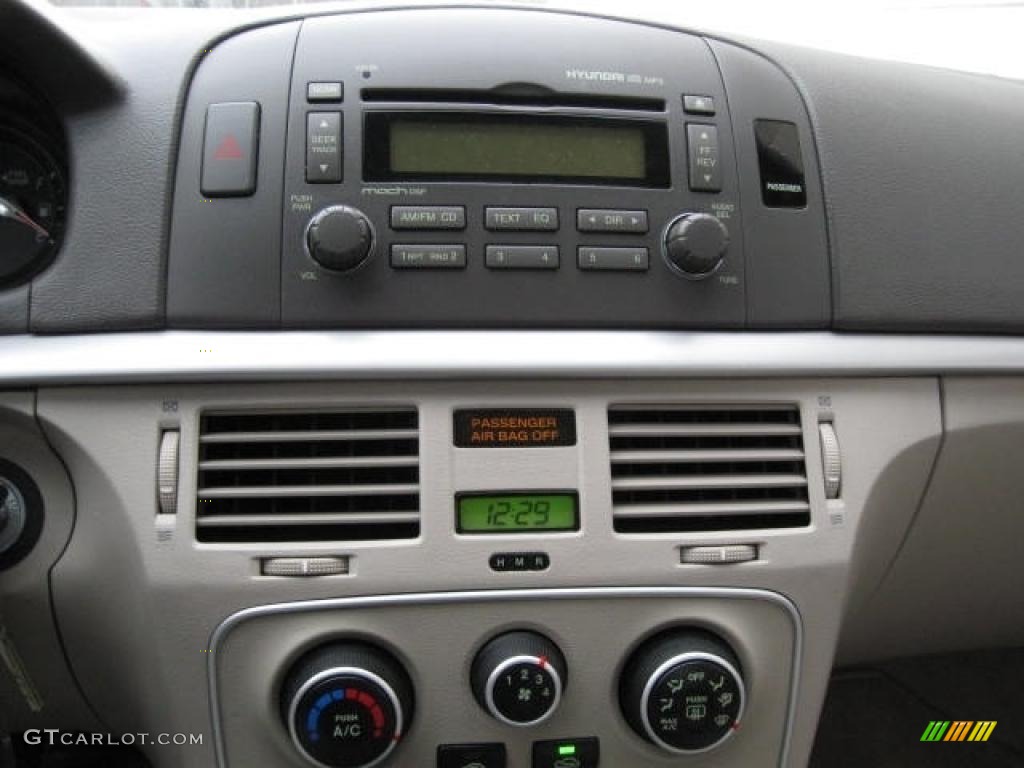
[168,8,830,330]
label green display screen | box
[457,493,578,533]
[390,119,645,179]
[364,112,670,187]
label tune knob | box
[281,642,414,768]
[663,212,730,278]
[471,631,567,727]
[620,629,745,754]
[305,205,375,272]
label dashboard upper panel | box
[167,8,830,329]
[0,2,1023,333]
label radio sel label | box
[454,409,576,448]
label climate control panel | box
[227,589,795,768]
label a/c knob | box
[663,212,730,279]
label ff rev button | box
[201,101,260,197]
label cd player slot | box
[360,87,666,112]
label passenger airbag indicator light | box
[454,409,576,448]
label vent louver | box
[609,404,810,533]
[196,408,420,543]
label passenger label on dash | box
[454,409,577,448]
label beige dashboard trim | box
[2,331,1024,385]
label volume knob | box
[306,205,375,272]
[663,212,729,279]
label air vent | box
[609,404,810,533]
[196,408,419,543]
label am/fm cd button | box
[390,206,466,230]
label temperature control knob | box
[281,642,414,768]
[306,205,375,272]
[620,629,745,754]
[663,212,730,278]
[471,631,567,727]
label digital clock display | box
[457,493,579,534]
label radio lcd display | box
[364,112,670,187]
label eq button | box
[485,207,559,232]
[390,206,466,230]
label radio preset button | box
[391,206,466,230]
[391,244,466,269]
[485,207,559,232]
[485,245,559,270]
[687,123,721,192]
[683,94,716,115]
[577,208,648,233]
[306,112,342,183]
[578,246,649,272]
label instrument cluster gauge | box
[0,125,67,287]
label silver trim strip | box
[4,331,1024,385]
[206,587,802,768]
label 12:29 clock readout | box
[456,493,578,533]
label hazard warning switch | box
[201,101,260,197]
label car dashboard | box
[1,2,1024,768]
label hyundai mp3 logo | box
[564,68,626,82]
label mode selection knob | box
[663,212,730,278]
[471,631,567,727]
[305,205,375,272]
[281,642,414,768]
[620,629,745,754]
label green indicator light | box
[558,745,577,756]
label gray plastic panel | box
[759,40,1024,332]
[25,13,225,332]
[838,377,1024,663]
[0,392,98,735]
[708,41,830,328]
[0,285,28,334]
[167,22,300,327]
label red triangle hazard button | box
[213,134,244,160]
